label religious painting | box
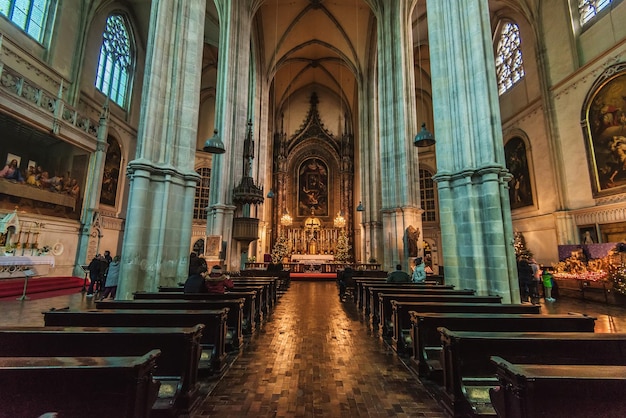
[100,136,121,206]
[205,235,222,258]
[298,158,328,216]
[5,153,21,167]
[579,225,599,245]
[585,68,626,195]
[504,137,533,209]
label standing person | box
[386,264,411,283]
[184,265,208,293]
[517,256,534,303]
[188,252,201,276]
[205,265,234,294]
[529,258,542,305]
[338,266,354,301]
[542,267,555,302]
[100,255,120,300]
[103,250,113,264]
[412,257,427,283]
[86,254,103,297]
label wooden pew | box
[0,325,203,414]
[358,281,455,315]
[391,302,541,354]
[157,285,268,328]
[408,312,596,383]
[439,330,626,417]
[135,291,258,334]
[0,350,161,418]
[233,277,280,307]
[373,290,483,335]
[96,299,244,351]
[489,356,626,418]
[43,308,229,375]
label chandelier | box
[280,209,293,226]
[333,211,346,228]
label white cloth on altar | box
[291,254,334,264]
[0,255,55,267]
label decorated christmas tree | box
[514,231,533,259]
[271,234,290,264]
[335,230,352,262]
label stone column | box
[73,103,109,277]
[117,0,206,298]
[427,0,518,301]
[366,0,423,271]
[206,0,257,271]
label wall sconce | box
[267,189,275,198]
[356,201,364,212]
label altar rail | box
[244,262,382,273]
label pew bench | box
[439,330,626,417]
[375,292,494,336]
[366,287,475,328]
[135,291,258,334]
[391,302,541,354]
[489,356,626,418]
[408,313,596,383]
[0,350,161,418]
[96,299,245,351]
[43,308,229,375]
[0,325,204,415]
[358,281,455,314]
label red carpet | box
[0,276,86,300]
[290,273,337,280]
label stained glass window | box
[194,167,211,220]
[420,169,437,222]
[95,14,132,108]
[496,22,525,95]
[579,0,613,26]
[0,0,50,42]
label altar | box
[0,255,55,278]
[291,254,335,264]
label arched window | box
[495,22,525,95]
[505,137,534,209]
[419,169,437,222]
[95,14,133,108]
[0,0,51,42]
[579,0,613,26]
[194,167,211,220]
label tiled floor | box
[2,281,626,417]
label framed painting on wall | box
[583,63,626,196]
[205,235,222,258]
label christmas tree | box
[271,234,290,264]
[514,231,533,259]
[335,230,352,262]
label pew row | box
[439,330,626,417]
[0,350,161,418]
[357,281,455,314]
[43,308,229,375]
[0,325,204,415]
[96,299,244,351]
[489,356,626,418]
[135,291,258,333]
[391,302,542,354]
[375,293,498,336]
[407,312,596,383]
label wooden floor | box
[2,281,626,417]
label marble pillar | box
[367,0,424,271]
[427,0,518,301]
[117,0,206,298]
